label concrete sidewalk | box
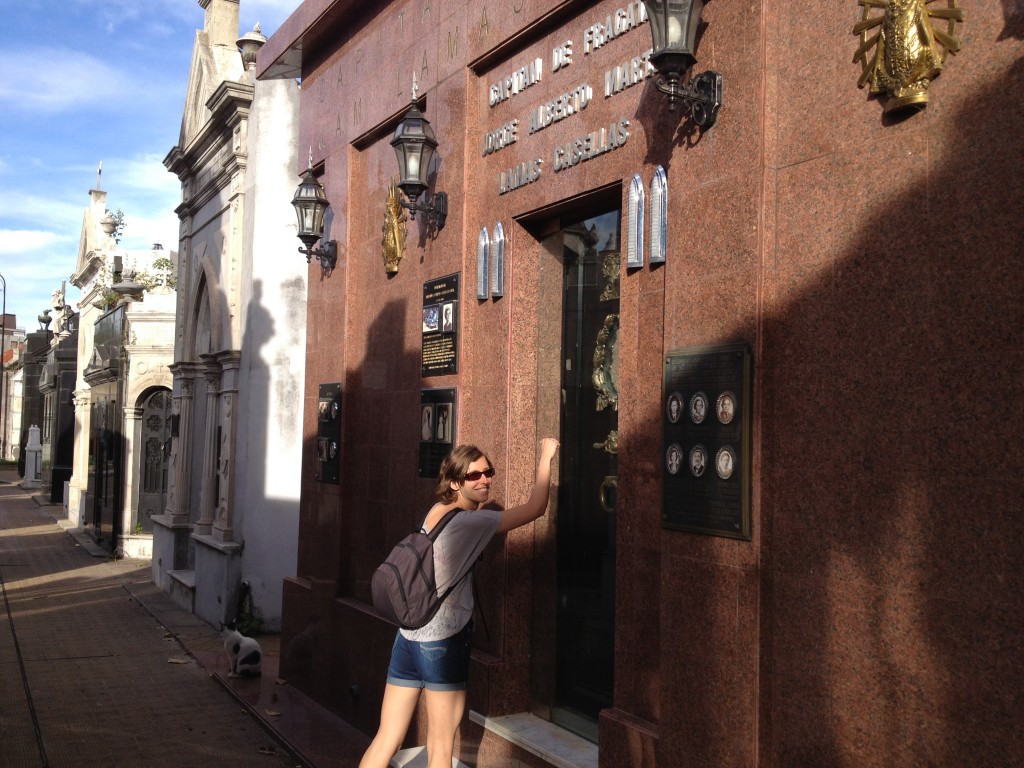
[0,471,372,768]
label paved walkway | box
[0,471,372,768]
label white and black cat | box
[220,623,262,678]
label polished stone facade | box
[259,1,1023,766]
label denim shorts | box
[386,622,473,692]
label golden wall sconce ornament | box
[291,151,338,271]
[642,0,723,128]
[853,0,964,115]
[381,180,408,274]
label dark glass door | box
[554,209,620,740]
[138,389,171,533]
[89,385,123,552]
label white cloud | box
[0,230,67,255]
[0,48,130,114]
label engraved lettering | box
[482,119,519,156]
[552,40,573,72]
[583,1,648,55]
[603,50,655,97]
[498,157,543,195]
[553,119,630,172]
[528,83,592,134]
[488,58,543,107]
[448,28,458,59]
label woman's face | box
[453,456,493,508]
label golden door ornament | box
[853,0,964,115]
[592,314,620,412]
[381,179,408,273]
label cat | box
[220,623,262,678]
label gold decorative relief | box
[853,0,964,115]
[592,313,619,412]
[593,430,619,455]
[381,179,408,273]
[599,250,620,302]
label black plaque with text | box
[421,274,459,377]
[663,343,752,539]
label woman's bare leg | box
[358,683,421,768]
[423,688,467,768]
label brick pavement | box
[0,472,369,768]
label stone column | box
[213,350,241,542]
[165,363,198,525]
[195,353,222,536]
[121,406,144,537]
[67,388,92,527]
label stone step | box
[390,746,470,768]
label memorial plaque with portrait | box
[662,343,751,539]
[422,274,460,377]
[317,382,342,484]
[419,388,457,477]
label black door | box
[89,386,123,552]
[554,209,620,739]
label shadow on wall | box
[646,37,1024,768]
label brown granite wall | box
[264,0,1023,765]
[758,2,1023,766]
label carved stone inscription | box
[483,1,651,195]
[663,343,752,540]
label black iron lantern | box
[642,0,723,128]
[291,161,338,270]
[390,101,448,230]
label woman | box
[359,437,559,768]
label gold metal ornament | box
[593,430,619,454]
[381,179,408,273]
[592,314,620,412]
[599,250,620,302]
[853,0,964,115]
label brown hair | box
[436,444,492,502]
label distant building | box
[154,0,304,632]
[68,188,178,556]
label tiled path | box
[0,472,371,768]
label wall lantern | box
[291,155,338,270]
[390,99,448,231]
[642,0,723,128]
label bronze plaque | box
[421,274,459,377]
[663,343,751,539]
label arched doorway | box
[136,388,172,533]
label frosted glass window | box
[477,227,490,299]
[627,173,644,268]
[490,222,505,298]
[650,166,667,264]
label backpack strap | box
[425,507,462,540]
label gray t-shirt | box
[400,507,502,642]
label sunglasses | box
[463,468,496,482]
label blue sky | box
[0,0,297,332]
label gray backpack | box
[371,508,465,629]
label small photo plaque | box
[419,388,457,477]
